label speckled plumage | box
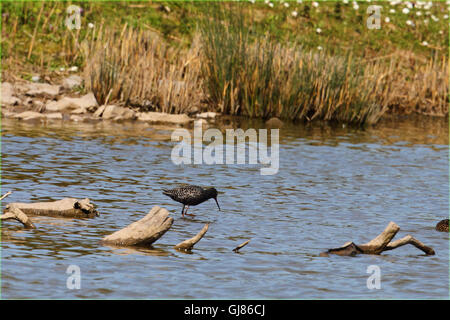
[435,219,449,232]
[163,185,220,217]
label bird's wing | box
[176,185,204,202]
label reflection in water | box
[1,115,448,299]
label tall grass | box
[199,5,392,125]
[198,4,447,125]
[83,26,204,114]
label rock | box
[46,92,98,112]
[13,111,45,121]
[70,107,87,114]
[196,112,217,119]
[62,75,83,90]
[102,105,136,120]
[70,115,84,122]
[137,112,193,125]
[265,117,284,128]
[32,100,45,112]
[1,109,17,118]
[1,82,21,106]
[45,112,63,120]
[25,82,61,98]
[93,105,106,117]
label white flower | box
[402,8,410,14]
[421,41,429,46]
[265,0,270,3]
[59,67,65,72]
[406,2,413,9]
[312,1,319,8]
[353,2,359,10]
[249,0,255,3]
[385,17,391,23]
[317,46,323,50]
[416,11,422,16]
[69,66,78,72]
[424,18,429,24]
[268,2,274,7]
[343,0,349,4]
[316,27,322,34]
[431,15,439,22]
[439,30,444,35]
[406,20,414,26]
[88,23,94,29]
[291,10,298,17]
[284,2,290,8]
[389,9,396,13]
[444,15,449,20]
[296,0,303,3]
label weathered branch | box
[1,191,12,201]
[174,223,209,251]
[5,198,98,218]
[384,235,435,255]
[357,221,400,254]
[102,206,173,247]
[232,240,250,253]
[1,206,36,229]
[321,222,435,257]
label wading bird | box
[163,185,221,217]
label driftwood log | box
[321,222,435,257]
[1,191,35,228]
[174,223,209,251]
[1,206,36,229]
[102,206,173,247]
[5,198,99,218]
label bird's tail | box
[162,189,172,196]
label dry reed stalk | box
[27,1,45,60]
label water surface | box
[1,116,448,299]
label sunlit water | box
[1,116,448,299]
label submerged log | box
[321,222,435,257]
[1,206,36,229]
[174,223,209,251]
[5,198,99,218]
[102,206,173,247]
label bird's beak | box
[214,197,221,211]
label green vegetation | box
[1,1,448,125]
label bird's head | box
[206,187,221,211]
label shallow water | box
[1,116,448,299]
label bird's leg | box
[184,206,196,217]
[181,205,185,217]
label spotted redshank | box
[162,185,221,217]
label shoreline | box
[1,74,448,128]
